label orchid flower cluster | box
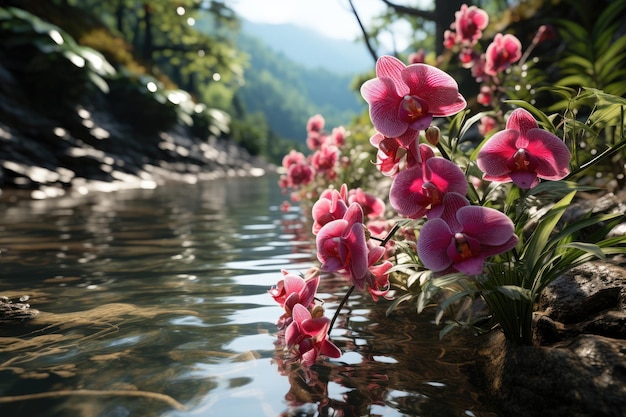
[271,3,626,365]
[270,183,395,365]
[278,114,348,208]
[360,52,573,277]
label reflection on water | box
[0,175,499,416]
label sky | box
[229,0,388,42]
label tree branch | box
[379,0,437,21]
[347,0,378,64]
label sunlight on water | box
[0,175,499,416]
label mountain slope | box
[241,20,374,74]
[235,33,366,142]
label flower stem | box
[327,222,400,335]
[328,285,355,334]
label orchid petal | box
[454,256,487,276]
[476,130,519,177]
[301,316,330,336]
[417,218,454,272]
[401,64,467,116]
[291,303,311,323]
[525,129,571,179]
[320,339,342,358]
[361,78,408,138]
[389,166,430,219]
[510,170,539,188]
[457,206,515,246]
[375,55,409,95]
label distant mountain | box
[241,20,374,74]
[235,32,366,142]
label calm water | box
[0,175,499,417]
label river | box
[0,174,499,416]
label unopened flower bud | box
[425,126,440,146]
[310,305,325,318]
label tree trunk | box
[434,0,464,55]
[142,3,154,64]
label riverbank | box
[0,4,275,200]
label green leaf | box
[559,55,594,71]
[385,292,413,317]
[496,285,533,302]
[593,0,626,38]
[557,74,594,89]
[596,35,626,70]
[559,242,605,259]
[439,321,461,340]
[523,191,577,274]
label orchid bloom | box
[286,161,314,187]
[331,126,347,147]
[285,304,342,367]
[306,114,325,134]
[269,269,320,327]
[360,55,466,138]
[282,150,306,170]
[454,4,489,44]
[316,203,369,289]
[349,188,385,219]
[389,156,469,224]
[365,245,393,301]
[369,131,434,177]
[476,108,571,188]
[311,143,339,174]
[311,184,349,235]
[417,206,519,276]
[269,269,319,311]
[484,33,522,76]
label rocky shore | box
[469,191,626,417]
[0,67,274,199]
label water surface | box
[0,175,498,416]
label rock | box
[537,262,626,325]
[474,332,626,417]
[471,260,626,417]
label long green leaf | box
[496,285,533,302]
[559,242,605,260]
[523,191,576,274]
[593,0,626,39]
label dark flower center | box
[399,95,429,123]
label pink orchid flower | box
[311,184,349,235]
[369,131,435,177]
[307,114,325,134]
[454,4,489,44]
[360,55,466,138]
[287,162,314,187]
[331,126,347,147]
[389,156,469,223]
[443,29,457,49]
[417,206,519,276]
[269,269,320,328]
[365,245,394,301]
[316,203,369,289]
[311,143,339,173]
[285,304,342,367]
[349,188,385,219]
[269,269,319,311]
[476,108,571,188]
[477,85,493,106]
[282,150,306,170]
[484,33,522,76]
[478,115,497,136]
